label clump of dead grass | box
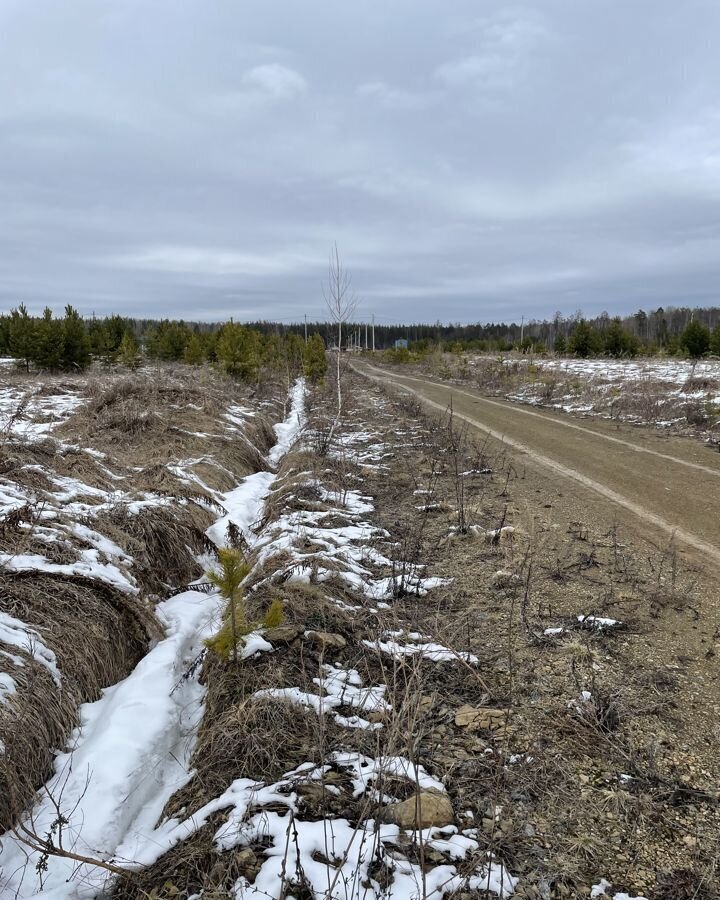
[167,692,317,815]
[0,572,157,831]
[93,502,215,595]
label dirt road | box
[352,359,720,569]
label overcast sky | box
[2,1,720,324]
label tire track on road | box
[354,360,720,568]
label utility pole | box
[304,314,308,344]
[520,315,525,346]
[365,322,368,350]
[372,314,375,352]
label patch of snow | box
[126,759,516,898]
[0,610,62,691]
[363,632,478,665]
[267,378,306,466]
[0,551,138,594]
[239,631,274,659]
[578,614,622,630]
[591,879,648,900]
[254,664,389,732]
[0,590,224,899]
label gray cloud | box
[1,0,720,323]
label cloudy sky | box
[2,1,720,324]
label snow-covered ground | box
[0,383,86,438]
[0,381,307,899]
[508,355,720,386]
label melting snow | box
[363,631,478,665]
[0,610,62,696]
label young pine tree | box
[303,333,328,383]
[117,331,140,368]
[61,305,91,370]
[709,323,720,356]
[0,315,9,356]
[216,322,261,380]
[568,319,600,358]
[283,333,304,387]
[681,318,711,360]
[205,549,250,662]
[34,308,64,371]
[183,332,204,365]
[8,304,37,372]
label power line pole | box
[365,322,368,350]
[304,314,308,344]
[520,315,525,346]
[372,314,375,352]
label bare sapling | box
[323,244,357,441]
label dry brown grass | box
[0,572,157,831]
[92,502,216,595]
[57,365,277,481]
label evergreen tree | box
[159,322,190,360]
[603,317,638,357]
[553,331,566,354]
[61,305,91,370]
[0,315,11,356]
[183,332,204,365]
[262,333,283,372]
[87,319,112,358]
[303,333,328,382]
[117,331,140,368]
[105,315,129,354]
[282,333,304,385]
[8,304,37,372]
[216,322,261,380]
[34,307,64,370]
[202,330,219,363]
[680,318,710,359]
[144,324,160,358]
[568,319,599,358]
[710,323,720,355]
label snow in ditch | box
[0,381,307,899]
[0,590,224,899]
[206,379,306,549]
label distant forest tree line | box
[1,303,720,373]
[0,304,328,381]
